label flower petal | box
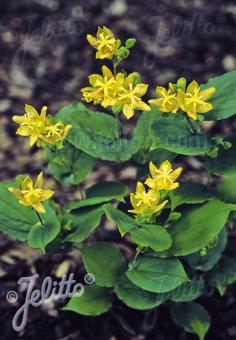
[123,104,134,119]
[35,172,44,189]
[133,84,148,97]
[199,87,216,101]
[40,189,54,201]
[25,104,39,118]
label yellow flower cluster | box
[81,66,150,119]
[12,104,72,148]
[8,172,54,213]
[87,26,121,60]
[129,160,182,217]
[149,80,216,120]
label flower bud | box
[223,141,232,149]
[117,46,130,59]
[125,38,136,49]
[130,72,141,86]
[176,77,187,91]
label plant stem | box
[35,210,44,226]
[112,56,118,75]
[186,116,197,134]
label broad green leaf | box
[130,224,172,252]
[28,201,60,252]
[150,111,212,155]
[64,206,104,243]
[103,204,137,236]
[186,229,227,272]
[202,71,236,120]
[133,109,159,150]
[114,276,167,310]
[217,175,236,203]
[67,182,128,210]
[165,200,235,256]
[80,242,127,287]
[56,103,139,161]
[170,302,211,340]
[168,276,205,302]
[0,182,37,240]
[126,256,189,293]
[205,135,236,176]
[170,182,214,210]
[208,255,236,296]
[56,103,117,139]
[132,108,176,164]
[103,204,172,252]
[45,143,96,185]
[63,284,111,316]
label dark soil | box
[0,0,236,339]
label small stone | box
[223,55,236,71]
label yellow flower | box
[145,160,182,191]
[81,65,117,106]
[148,83,179,114]
[115,73,150,119]
[40,121,72,148]
[12,104,71,148]
[8,172,54,213]
[87,26,121,59]
[13,104,48,146]
[128,181,168,217]
[177,81,216,120]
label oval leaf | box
[166,200,235,256]
[81,242,127,287]
[63,284,112,316]
[170,302,211,340]
[127,256,189,293]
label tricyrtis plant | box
[2,26,236,339]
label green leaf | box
[150,111,212,155]
[217,175,236,203]
[170,182,214,211]
[186,229,227,272]
[208,255,236,296]
[165,200,235,256]
[202,71,236,120]
[170,302,211,340]
[56,103,139,161]
[56,103,117,139]
[130,224,172,252]
[63,284,112,316]
[114,276,167,310]
[45,143,96,185]
[80,242,127,287]
[205,135,236,176]
[67,182,128,210]
[64,206,104,243]
[168,276,205,302]
[132,108,176,164]
[0,182,37,240]
[103,204,137,236]
[126,256,189,293]
[103,205,172,252]
[27,201,60,252]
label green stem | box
[112,56,118,75]
[35,210,44,226]
[186,116,197,134]
[114,112,120,139]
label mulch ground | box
[1,0,236,339]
